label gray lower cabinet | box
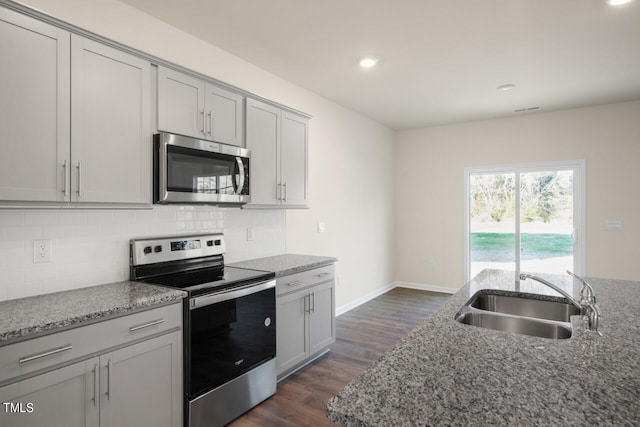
[0,303,182,427]
[0,357,99,427]
[276,265,335,378]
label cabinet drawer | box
[0,302,181,385]
[276,264,335,296]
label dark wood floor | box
[230,287,451,427]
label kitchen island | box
[327,269,640,426]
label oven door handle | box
[190,279,275,309]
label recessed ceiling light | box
[359,57,378,69]
[606,0,633,5]
[497,84,516,91]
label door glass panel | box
[520,170,574,275]
[469,173,516,280]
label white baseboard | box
[336,282,396,317]
[395,281,458,295]
[336,281,457,317]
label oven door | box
[186,280,276,400]
[155,132,250,204]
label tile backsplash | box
[0,207,285,301]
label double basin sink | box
[455,291,581,339]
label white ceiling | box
[121,0,640,130]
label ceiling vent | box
[514,107,540,113]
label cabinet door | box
[0,357,99,427]
[280,111,308,207]
[157,66,205,139]
[276,290,309,375]
[205,83,244,146]
[246,98,280,205]
[308,281,335,355]
[70,35,151,204]
[0,8,70,203]
[99,331,182,427]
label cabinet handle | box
[62,160,68,196]
[316,272,330,278]
[106,359,112,400]
[277,183,282,200]
[92,363,99,406]
[287,280,302,287]
[76,162,81,197]
[310,292,315,313]
[19,345,72,364]
[208,110,213,136]
[304,294,310,314]
[283,182,287,202]
[200,110,205,134]
[129,318,164,332]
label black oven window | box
[167,145,239,195]
[188,287,276,399]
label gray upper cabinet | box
[204,83,244,146]
[280,111,309,207]
[246,98,309,208]
[0,8,70,203]
[0,7,151,207]
[158,66,244,146]
[245,99,280,205]
[71,35,151,204]
[157,67,204,139]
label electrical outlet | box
[317,222,325,233]
[247,227,255,241]
[34,240,52,263]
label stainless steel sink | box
[469,292,581,322]
[456,311,573,339]
[455,290,579,339]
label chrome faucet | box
[519,272,603,336]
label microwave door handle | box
[235,157,245,195]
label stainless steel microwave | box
[154,132,250,205]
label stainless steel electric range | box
[130,233,276,427]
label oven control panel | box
[130,234,225,266]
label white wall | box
[395,100,640,290]
[3,0,396,306]
[0,207,284,300]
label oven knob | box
[264,317,272,327]
[214,239,221,246]
[154,245,162,253]
[143,246,152,255]
[206,240,213,247]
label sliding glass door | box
[465,161,584,283]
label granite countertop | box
[327,269,640,426]
[0,281,186,346]
[229,253,337,277]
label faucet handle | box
[567,270,596,304]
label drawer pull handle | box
[287,280,303,287]
[316,272,330,278]
[19,345,72,364]
[129,319,164,332]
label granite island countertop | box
[0,281,186,346]
[229,254,337,277]
[327,269,640,426]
